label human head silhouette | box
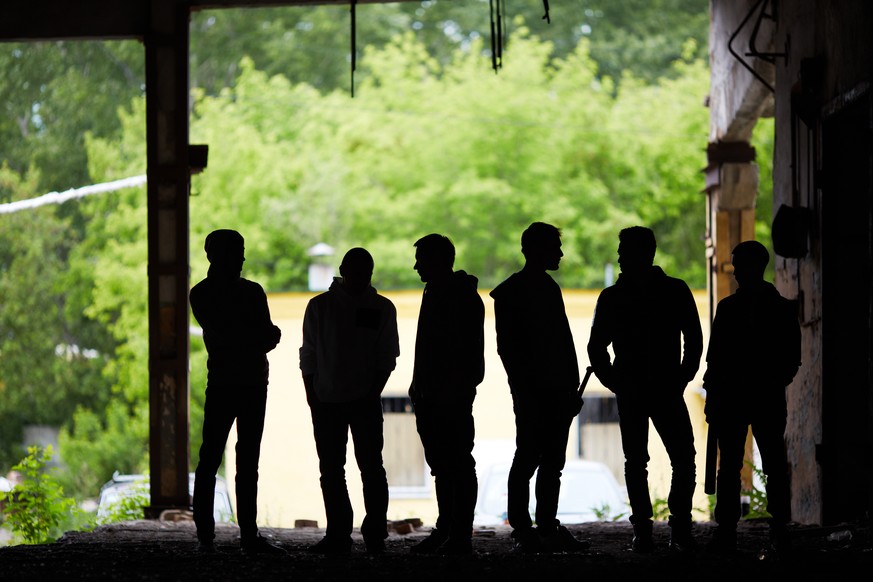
[339,247,374,295]
[730,240,769,288]
[617,226,656,276]
[204,229,245,278]
[413,233,455,284]
[521,222,563,271]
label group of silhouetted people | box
[189,223,801,558]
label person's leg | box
[194,388,236,546]
[532,404,589,552]
[507,395,539,533]
[234,385,268,544]
[410,400,450,553]
[752,408,791,549]
[310,400,354,544]
[443,398,477,550]
[652,395,697,547]
[533,401,572,533]
[709,417,748,552]
[350,395,389,550]
[616,393,654,550]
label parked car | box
[96,472,234,524]
[475,459,630,526]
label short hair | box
[521,222,561,255]
[340,247,374,273]
[204,229,244,263]
[618,226,656,264]
[731,240,769,274]
[414,233,455,268]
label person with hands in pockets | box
[587,226,703,554]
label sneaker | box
[539,526,591,553]
[197,539,216,554]
[631,519,655,554]
[438,538,473,556]
[668,532,699,553]
[632,534,655,553]
[705,527,737,555]
[308,536,352,555]
[511,527,543,554]
[364,537,386,555]
[241,535,287,556]
[410,529,449,554]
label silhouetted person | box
[190,229,284,555]
[703,240,801,556]
[490,222,590,553]
[299,247,400,555]
[408,233,485,555]
[587,226,702,553]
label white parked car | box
[475,459,630,526]
[96,472,234,524]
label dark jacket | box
[587,265,703,394]
[190,270,280,387]
[410,270,485,403]
[703,280,801,405]
[489,269,580,395]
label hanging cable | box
[350,0,357,97]
[489,0,504,72]
[542,0,551,24]
[497,0,504,69]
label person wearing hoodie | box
[299,247,400,555]
[490,222,590,553]
[587,225,703,554]
[189,229,285,555]
[408,233,485,555]
[703,240,801,557]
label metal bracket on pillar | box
[728,0,788,93]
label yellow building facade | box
[224,289,712,529]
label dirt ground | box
[0,518,870,582]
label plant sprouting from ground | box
[742,461,771,520]
[0,445,91,544]
[591,502,629,522]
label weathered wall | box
[771,0,822,528]
[771,0,872,525]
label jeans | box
[309,394,389,542]
[194,383,268,543]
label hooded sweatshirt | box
[299,277,399,404]
[410,270,485,403]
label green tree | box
[0,41,144,193]
[0,165,113,470]
[57,401,148,500]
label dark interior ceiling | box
[0,0,411,42]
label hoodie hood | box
[452,269,479,291]
[328,276,377,302]
[615,264,666,287]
